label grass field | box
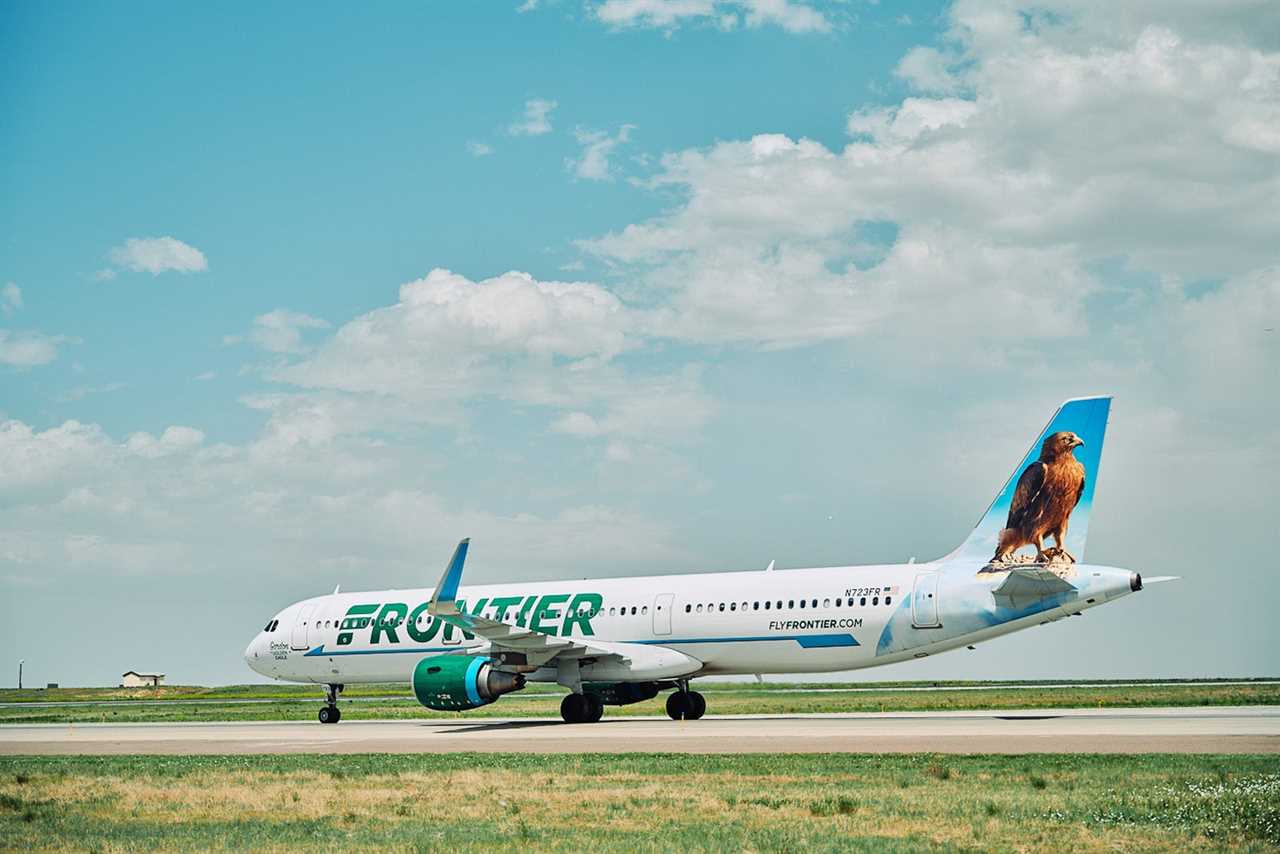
[1,679,1276,724]
[1,753,1277,852]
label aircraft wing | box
[426,540,642,670]
[991,565,1077,609]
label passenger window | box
[811,599,818,608]
[718,603,725,612]
[641,606,648,615]
[836,598,842,607]
[753,602,759,610]
[799,600,805,609]
[764,601,771,610]
[787,600,794,609]
[730,602,737,611]
[741,602,748,610]
[697,604,704,613]
[777,601,783,610]
[609,607,616,616]
[872,596,879,605]
[631,607,637,615]
[823,599,830,608]
[860,597,867,606]
[885,596,892,605]
[685,604,692,613]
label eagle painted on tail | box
[993,431,1086,564]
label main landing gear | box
[666,684,706,720]
[318,683,343,724]
[560,692,604,724]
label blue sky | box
[2,0,1278,685]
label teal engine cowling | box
[412,655,526,711]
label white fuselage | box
[244,560,1140,685]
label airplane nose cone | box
[244,636,261,672]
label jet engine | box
[412,655,526,711]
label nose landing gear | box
[318,683,343,724]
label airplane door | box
[291,603,318,650]
[911,573,941,629]
[653,593,674,636]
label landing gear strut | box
[318,683,343,724]
[666,682,705,720]
[560,692,604,723]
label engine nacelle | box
[412,655,526,711]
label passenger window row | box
[683,595,890,614]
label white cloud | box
[106,236,208,275]
[0,329,64,367]
[1,282,21,315]
[595,0,716,29]
[56,382,126,403]
[244,309,330,354]
[550,373,714,440]
[567,124,634,181]
[467,141,495,157]
[0,414,684,596]
[0,419,108,492]
[125,425,205,459]
[194,370,217,381]
[581,4,1280,348]
[741,0,831,33]
[508,98,558,136]
[593,0,831,33]
[516,0,538,11]
[894,46,961,93]
[273,269,635,401]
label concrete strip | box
[1,706,1276,755]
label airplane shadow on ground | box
[427,718,653,734]
[423,713,1068,734]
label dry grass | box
[1,754,1278,852]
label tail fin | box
[947,396,1112,566]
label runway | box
[2,706,1276,755]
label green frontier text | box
[335,593,603,646]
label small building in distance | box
[120,671,165,688]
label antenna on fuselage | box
[333,584,341,594]
[765,560,775,572]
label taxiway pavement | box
[2,706,1276,755]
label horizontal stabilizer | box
[992,566,1076,609]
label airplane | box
[244,395,1172,724]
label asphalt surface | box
[4,681,1275,709]
[2,706,1276,755]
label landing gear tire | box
[319,683,343,724]
[667,689,705,720]
[561,693,590,723]
[584,694,604,723]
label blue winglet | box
[431,538,469,610]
